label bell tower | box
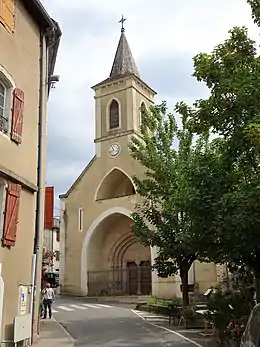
[92,16,156,158]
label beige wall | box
[0,0,48,344]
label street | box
[52,296,201,347]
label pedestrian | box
[42,282,55,319]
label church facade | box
[59,23,221,299]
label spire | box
[109,15,140,79]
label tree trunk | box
[254,268,260,303]
[254,252,260,303]
[180,267,189,306]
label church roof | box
[92,17,148,90]
[109,28,140,79]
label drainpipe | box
[30,30,45,344]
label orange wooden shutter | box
[44,187,54,229]
[1,0,15,34]
[3,183,21,247]
[11,88,24,144]
[0,1,3,24]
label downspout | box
[30,30,45,344]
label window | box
[109,99,120,129]
[0,0,15,34]
[0,81,8,134]
[78,208,83,232]
[55,251,60,261]
[140,102,146,124]
[0,68,24,142]
[56,229,60,242]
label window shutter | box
[0,1,3,24]
[3,183,21,247]
[11,88,24,144]
[1,0,15,34]
[44,187,54,229]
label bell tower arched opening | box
[96,168,135,201]
[109,99,120,130]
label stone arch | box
[95,167,136,201]
[108,232,136,267]
[80,206,152,295]
[107,98,121,130]
[80,207,133,294]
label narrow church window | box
[140,102,146,124]
[78,208,83,232]
[109,99,120,129]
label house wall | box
[0,0,48,344]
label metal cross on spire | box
[119,15,126,32]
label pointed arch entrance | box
[95,168,136,201]
[81,207,151,296]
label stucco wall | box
[0,0,48,343]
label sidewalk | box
[35,319,74,347]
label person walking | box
[42,283,55,319]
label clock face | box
[108,143,120,157]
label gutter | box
[30,30,45,344]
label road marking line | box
[134,311,168,319]
[56,305,74,312]
[83,304,101,309]
[131,309,203,347]
[52,309,58,313]
[70,304,87,310]
[96,304,113,308]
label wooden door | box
[127,262,138,295]
[140,261,152,295]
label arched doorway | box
[81,207,151,296]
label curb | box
[131,309,203,347]
[52,318,75,344]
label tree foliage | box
[185,4,260,301]
[129,102,223,305]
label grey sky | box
[41,0,259,215]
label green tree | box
[129,102,223,305]
[187,3,260,301]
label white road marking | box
[57,305,74,312]
[96,304,113,308]
[70,304,87,310]
[131,309,203,347]
[52,309,58,313]
[83,304,101,309]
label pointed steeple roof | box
[92,16,156,93]
[109,22,140,79]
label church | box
[59,19,222,298]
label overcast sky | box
[41,0,259,214]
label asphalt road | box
[52,296,200,347]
